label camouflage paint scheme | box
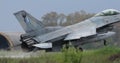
[14,9,120,51]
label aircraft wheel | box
[45,48,52,52]
[74,45,83,51]
[78,47,83,51]
[75,46,83,51]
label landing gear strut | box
[103,40,107,46]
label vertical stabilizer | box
[14,10,45,36]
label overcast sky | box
[0,0,120,32]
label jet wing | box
[64,27,96,40]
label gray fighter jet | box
[14,9,120,51]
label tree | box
[42,12,58,26]
[41,10,95,26]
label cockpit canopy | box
[94,9,120,17]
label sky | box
[0,0,120,32]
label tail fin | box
[14,10,45,36]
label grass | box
[81,46,120,63]
[0,46,120,63]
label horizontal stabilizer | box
[33,43,52,48]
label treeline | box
[41,10,95,26]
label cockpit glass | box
[94,9,120,16]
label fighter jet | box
[14,9,120,51]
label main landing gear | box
[103,40,107,46]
